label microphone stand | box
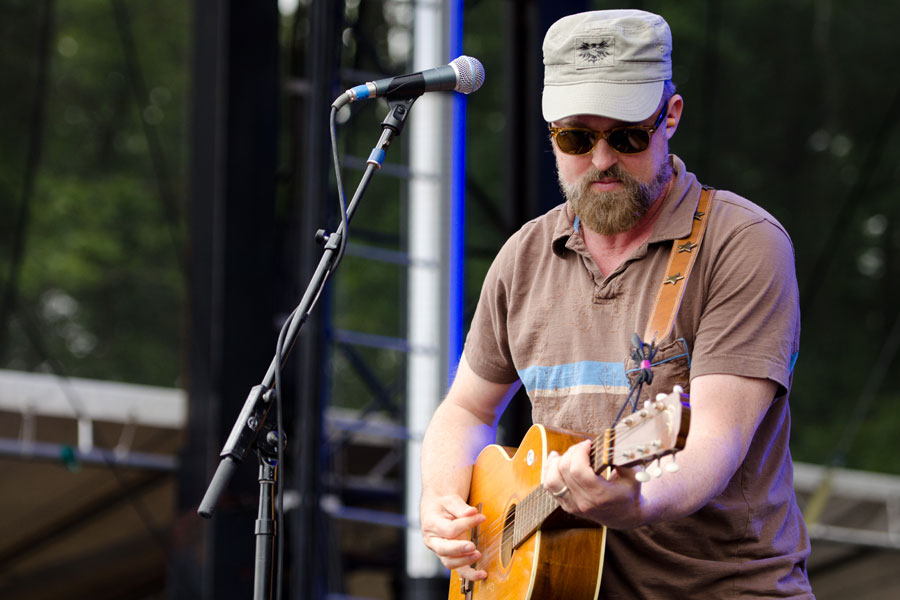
[197,95,420,600]
[253,426,280,600]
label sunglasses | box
[549,106,668,156]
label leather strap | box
[643,187,715,344]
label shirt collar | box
[646,155,702,243]
[550,155,702,257]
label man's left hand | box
[541,439,645,529]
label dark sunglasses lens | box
[556,130,597,155]
[607,129,650,154]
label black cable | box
[268,102,351,600]
[274,309,291,600]
[795,85,900,474]
[613,334,658,426]
[799,82,900,315]
[695,0,722,181]
[827,309,900,468]
[14,304,199,598]
[330,106,350,269]
[109,0,187,280]
[0,0,54,361]
[0,1,194,595]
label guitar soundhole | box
[500,503,515,567]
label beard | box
[558,156,673,235]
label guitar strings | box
[467,412,670,567]
[473,428,621,547]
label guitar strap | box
[643,186,715,344]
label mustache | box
[593,165,622,180]
[575,164,637,187]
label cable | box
[274,310,290,600]
[267,101,352,600]
[0,0,54,361]
[0,1,194,594]
[13,304,199,598]
[798,86,900,526]
[109,0,187,280]
[613,334,659,426]
[830,309,900,469]
[330,106,350,269]
[697,0,722,180]
[800,82,900,314]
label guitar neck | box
[510,430,610,548]
[510,390,689,549]
[510,484,559,548]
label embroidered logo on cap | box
[575,37,614,68]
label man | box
[420,9,813,598]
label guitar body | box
[448,424,606,600]
[446,388,690,600]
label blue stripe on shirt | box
[517,361,629,395]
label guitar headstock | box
[592,387,690,475]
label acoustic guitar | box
[448,388,690,600]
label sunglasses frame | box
[549,105,668,156]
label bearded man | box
[419,9,814,599]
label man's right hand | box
[420,493,488,582]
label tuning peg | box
[673,385,684,394]
[635,470,650,483]
[665,460,680,473]
[655,393,667,401]
[649,463,663,478]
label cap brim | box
[542,80,664,123]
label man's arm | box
[542,373,776,528]
[419,353,518,582]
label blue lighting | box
[448,0,465,385]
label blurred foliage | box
[633,0,900,473]
[0,0,188,386]
[2,0,899,474]
[458,0,900,474]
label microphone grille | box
[451,55,485,95]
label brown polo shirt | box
[464,156,812,597]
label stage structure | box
[1,2,900,600]
[282,0,467,597]
[281,1,589,598]
[403,0,466,594]
[1,371,899,599]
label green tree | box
[0,0,189,387]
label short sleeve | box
[463,236,522,384]
[689,216,800,397]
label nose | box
[590,138,619,172]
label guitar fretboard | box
[511,430,612,549]
[511,484,556,548]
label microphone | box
[332,55,485,109]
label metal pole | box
[404,1,456,597]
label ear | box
[664,94,684,140]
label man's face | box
[552,98,679,235]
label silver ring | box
[550,485,568,498]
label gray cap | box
[542,9,672,123]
